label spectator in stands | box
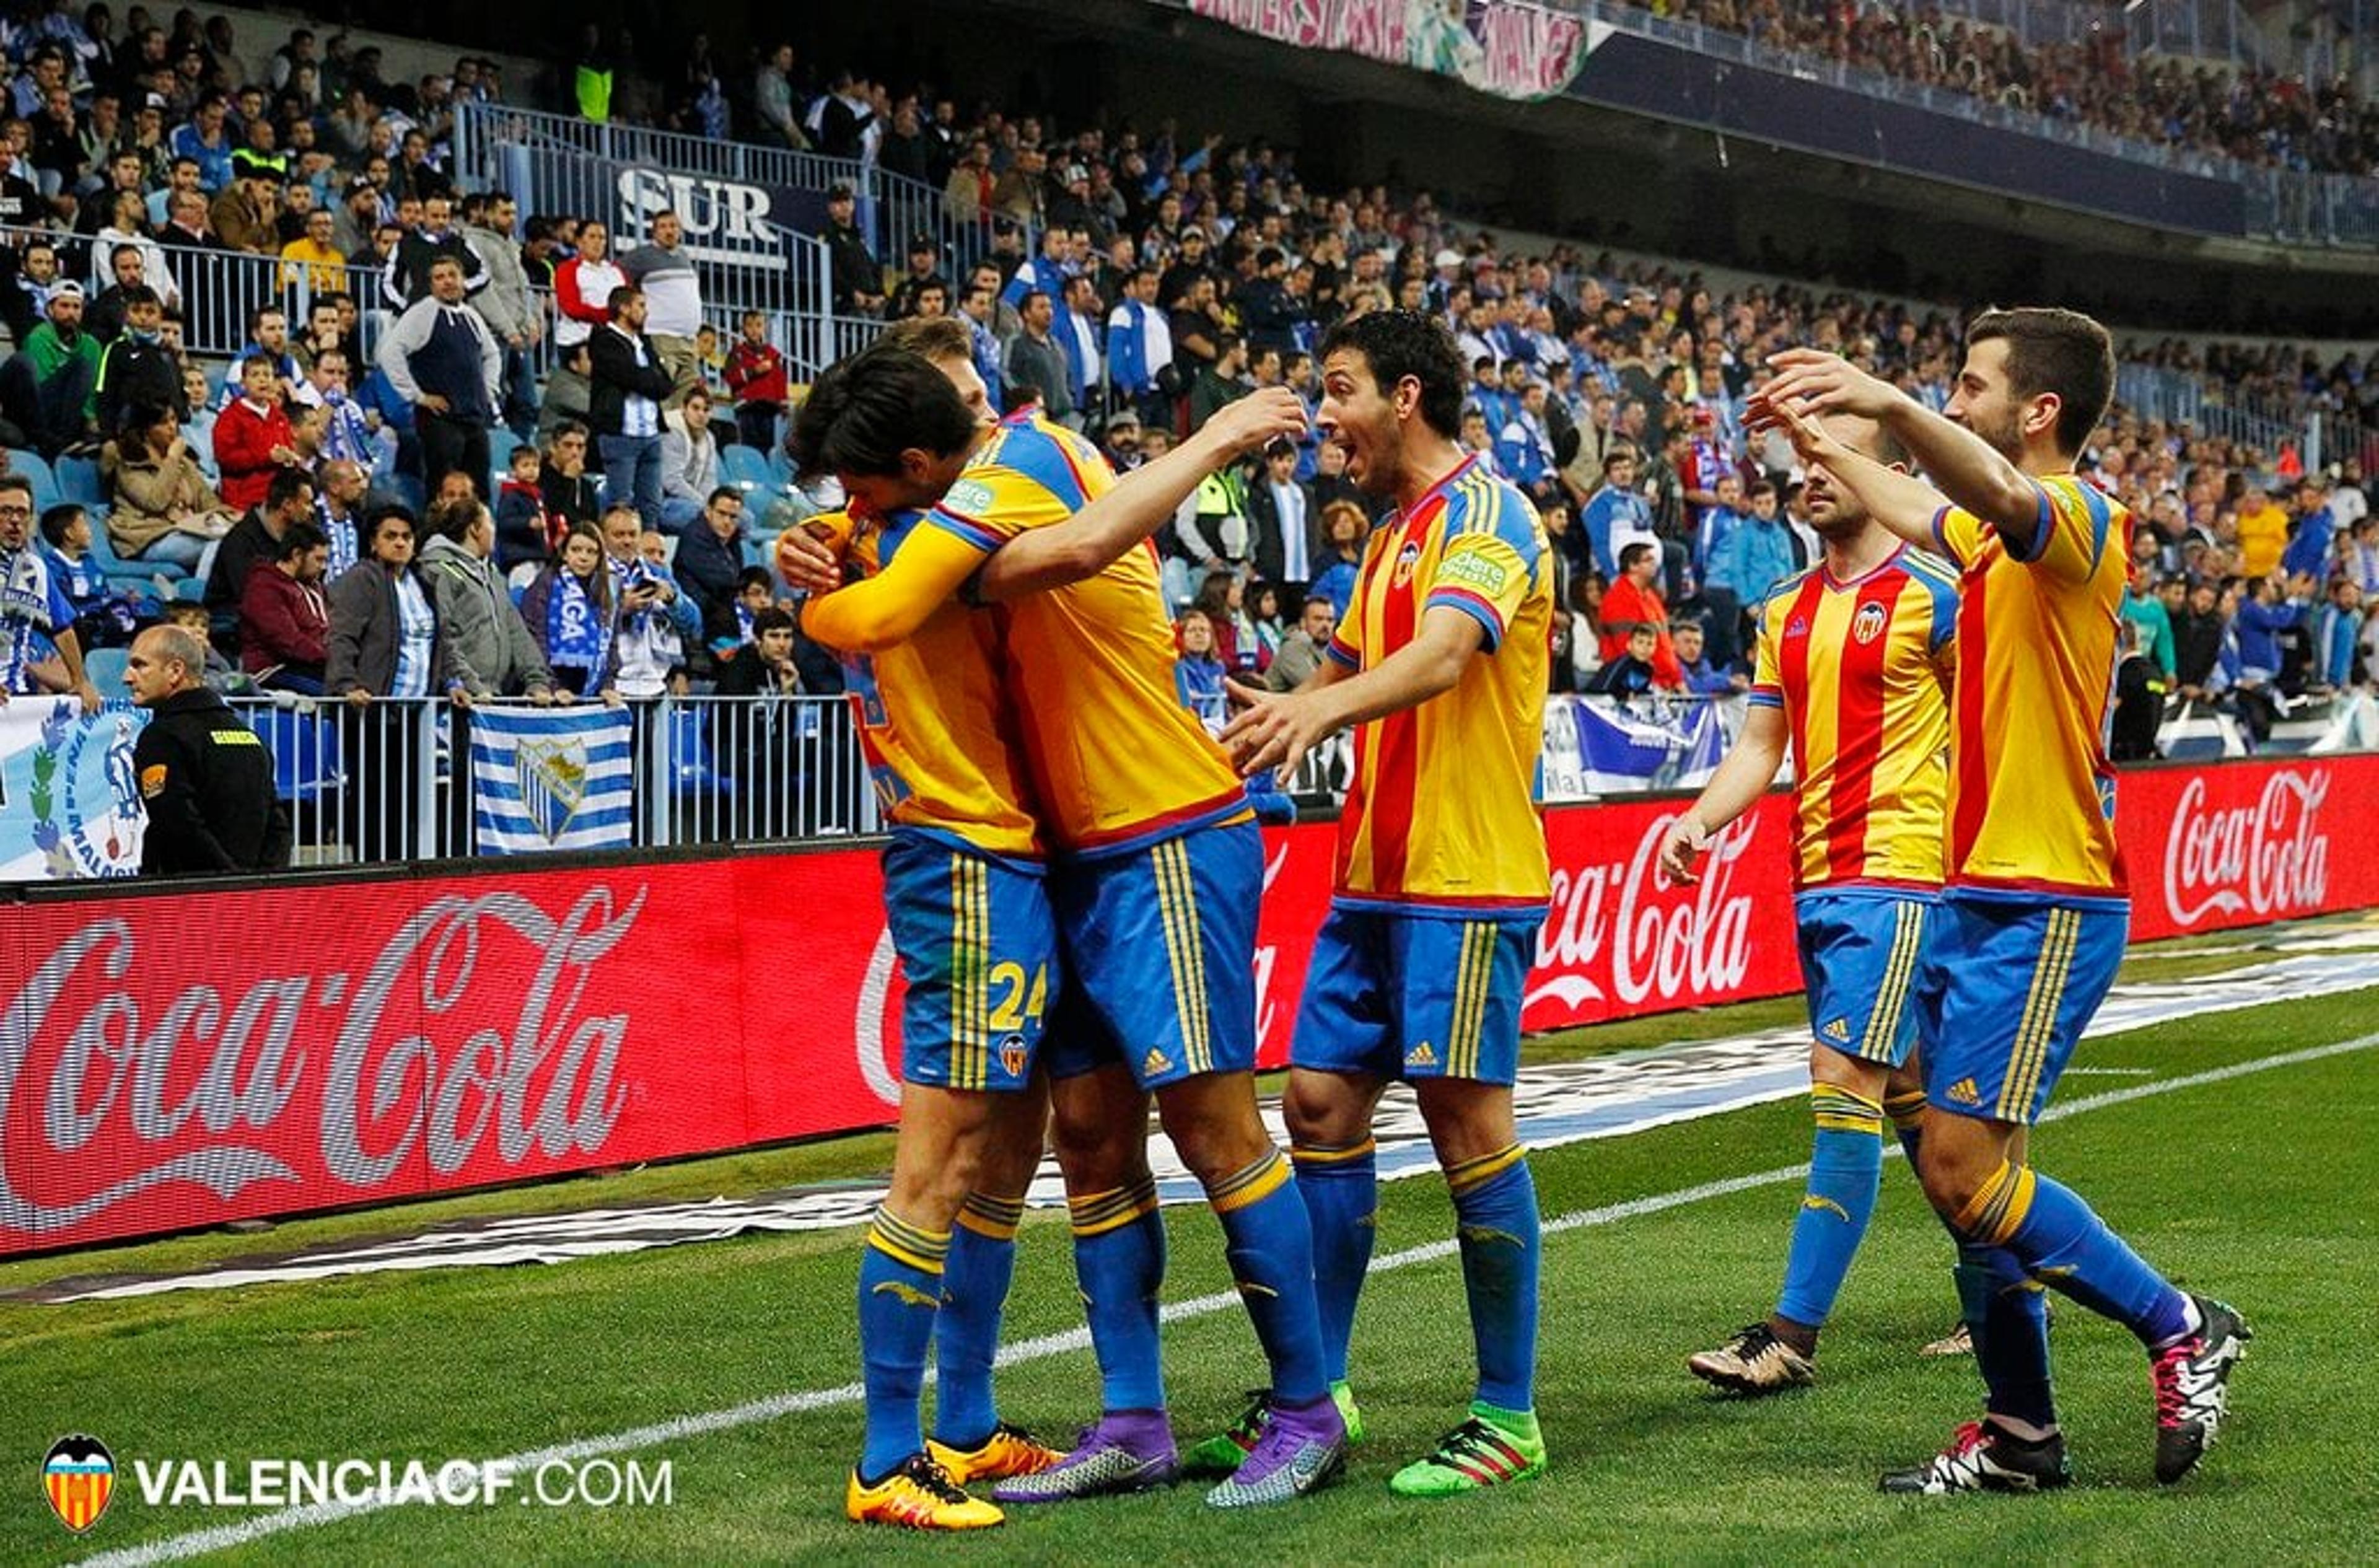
[1701,476,1794,665]
[2234,483,2287,579]
[463,190,540,440]
[237,518,330,693]
[2171,576,2227,703]
[752,43,806,150]
[9,278,99,454]
[1585,623,1663,699]
[552,217,621,350]
[1309,499,1366,617]
[2235,569,2315,687]
[723,311,788,453]
[382,191,483,309]
[1668,621,1744,696]
[519,522,618,701]
[37,502,139,653]
[170,90,231,191]
[588,284,672,531]
[379,255,501,501]
[1173,607,1227,730]
[93,200,177,317]
[815,70,876,160]
[887,234,950,322]
[328,175,379,258]
[1246,437,1317,603]
[208,149,279,253]
[493,441,558,572]
[276,201,344,295]
[536,421,601,540]
[956,279,1005,408]
[1188,331,1250,434]
[1264,593,1337,692]
[672,485,747,628]
[289,348,380,473]
[2315,577,2364,693]
[103,401,230,576]
[597,503,681,701]
[1600,539,1685,690]
[659,387,721,533]
[326,502,448,860]
[1105,265,1173,426]
[2282,476,2337,582]
[618,209,703,400]
[713,602,800,695]
[821,183,883,318]
[417,496,559,705]
[204,466,313,634]
[209,353,301,512]
[313,457,366,579]
[2121,560,2178,681]
[0,475,99,708]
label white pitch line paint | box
[76,1030,2379,1568]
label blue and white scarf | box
[545,569,610,678]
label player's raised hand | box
[1658,812,1711,885]
[1219,683,1334,780]
[1199,386,1310,459]
[776,524,843,593]
[1754,348,1898,426]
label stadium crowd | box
[0,3,2370,814]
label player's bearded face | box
[1946,342,2026,460]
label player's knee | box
[1913,1131,1991,1220]
[1283,1071,1367,1147]
[1154,1080,1273,1185]
[1808,1046,1889,1102]
[1413,1079,1516,1169]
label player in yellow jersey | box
[1659,411,1952,1395]
[1756,309,2248,1494]
[1219,311,1554,1498]
[789,331,1350,1509]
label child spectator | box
[38,503,141,649]
[1586,623,1662,698]
[723,311,789,452]
[493,442,555,572]
[211,353,300,513]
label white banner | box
[0,698,149,881]
[468,707,634,855]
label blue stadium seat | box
[719,444,772,496]
[82,518,186,596]
[765,446,794,490]
[9,449,60,510]
[669,705,734,798]
[81,645,129,691]
[53,454,105,509]
[487,429,520,491]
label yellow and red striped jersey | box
[1749,545,1957,892]
[1930,472,2131,901]
[1328,454,1552,914]
[927,412,1248,857]
[821,507,1046,864]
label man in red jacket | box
[1598,539,1685,689]
[722,309,789,452]
[237,519,330,692]
[211,353,301,513]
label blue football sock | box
[932,1191,1023,1449]
[1955,1242,2056,1432]
[1960,1160,2189,1348]
[1206,1149,1328,1404]
[1885,1088,1927,1167]
[1069,1175,1168,1413]
[1448,1145,1540,1414]
[1775,1085,1885,1331]
[1290,1137,1377,1385]
[857,1206,948,1481]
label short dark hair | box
[265,468,313,510]
[1318,310,1465,440]
[37,503,82,548]
[751,605,796,637]
[791,339,979,478]
[606,285,640,317]
[424,496,481,542]
[1618,541,1655,572]
[275,520,328,559]
[1964,306,2114,458]
[707,485,742,509]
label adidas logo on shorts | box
[1142,1048,1171,1077]
[1821,1018,1852,1043]
[1406,1041,1438,1068]
[1947,1077,1982,1106]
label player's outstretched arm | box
[1751,395,1948,551]
[972,388,1310,602]
[1220,605,1481,779]
[797,523,986,655]
[1756,348,2041,550]
[1658,702,1786,885]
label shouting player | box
[1660,410,1953,1393]
[1755,309,2249,1492]
[1222,310,1554,1497]
[792,335,1349,1510]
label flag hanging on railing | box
[469,706,634,854]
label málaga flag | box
[470,706,634,854]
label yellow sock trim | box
[1884,1090,1928,1131]
[1206,1149,1291,1214]
[1067,1176,1160,1238]
[955,1191,1027,1242]
[1952,1160,2038,1247]
[1290,1138,1377,1167]
[1445,1143,1525,1195]
[867,1206,951,1272]
[1810,1084,1885,1134]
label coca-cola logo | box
[0,887,644,1238]
[1531,810,1757,1011]
[2162,769,2331,929]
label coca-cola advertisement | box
[6,756,2374,1258]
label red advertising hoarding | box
[2,755,2371,1257]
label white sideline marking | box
[76,1031,2379,1567]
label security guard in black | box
[126,626,292,875]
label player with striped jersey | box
[1222,311,1554,1498]
[1757,309,2248,1494]
[791,337,1346,1512]
[1660,410,1954,1394]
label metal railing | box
[1554,0,2379,247]
[227,693,878,866]
[1915,0,2270,70]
